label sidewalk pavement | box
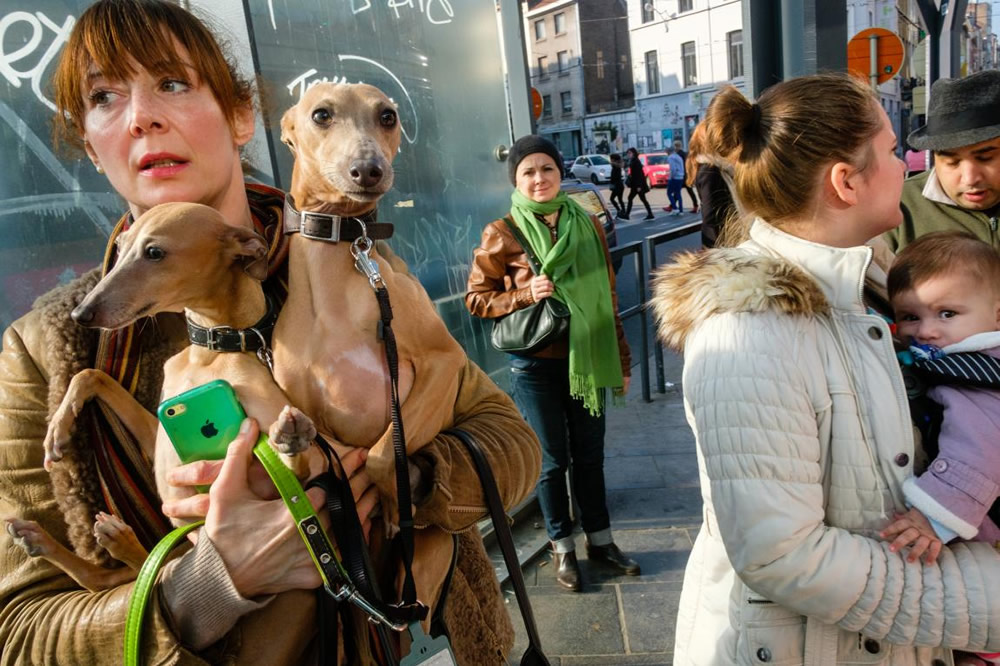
[498,351,701,665]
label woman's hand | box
[201,418,328,597]
[530,274,555,302]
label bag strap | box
[445,428,551,666]
[502,216,544,276]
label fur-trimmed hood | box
[650,247,830,352]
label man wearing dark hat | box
[884,70,1000,252]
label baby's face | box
[893,270,1000,348]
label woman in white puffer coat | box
[651,74,1000,666]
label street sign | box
[847,28,905,86]
[531,87,543,120]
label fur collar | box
[650,247,830,352]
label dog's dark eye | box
[144,246,165,261]
[380,109,397,128]
[312,108,333,126]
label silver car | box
[569,154,612,185]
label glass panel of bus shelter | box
[243,0,516,381]
[0,2,126,332]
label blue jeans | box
[667,179,684,212]
[509,355,610,542]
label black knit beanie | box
[507,134,563,185]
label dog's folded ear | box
[280,107,297,155]
[224,227,269,281]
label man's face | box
[934,136,1000,211]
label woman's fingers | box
[210,419,258,502]
[166,459,224,488]
[162,493,211,520]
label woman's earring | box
[94,163,104,174]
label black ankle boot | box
[586,542,641,576]
[552,550,581,591]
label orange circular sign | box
[531,87,543,120]
[847,28,905,85]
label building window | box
[561,91,572,114]
[542,94,552,119]
[682,41,697,87]
[554,12,566,34]
[596,50,605,79]
[642,1,655,23]
[534,19,545,41]
[558,50,570,73]
[727,30,743,78]
[538,55,548,78]
[678,0,693,12]
[645,50,659,95]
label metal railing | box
[644,221,702,394]
[608,240,650,401]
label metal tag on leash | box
[400,621,456,666]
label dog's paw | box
[269,405,317,455]
[44,370,105,470]
[5,518,57,558]
[93,512,147,569]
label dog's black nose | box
[349,160,384,188]
[71,305,94,325]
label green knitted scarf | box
[509,189,624,414]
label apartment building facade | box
[627,0,744,152]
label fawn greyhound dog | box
[275,83,466,618]
[8,202,317,592]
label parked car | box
[562,180,621,272]
[637,152,671,188]
[570,154,613,185]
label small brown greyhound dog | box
[8,202,318,592]
[275,83,466,619]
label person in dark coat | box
[609,153,625,217]
[623,148,655,220]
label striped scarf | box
[87,184,289,549]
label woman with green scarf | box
[466,135,639,592]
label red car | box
[638,152,671,188]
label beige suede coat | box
[0,270,541,665]
[652,220,1000,666]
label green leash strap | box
[124,435,407,665]
[123,519,204,666]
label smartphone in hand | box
[158,379,247,465]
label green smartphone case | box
[157,379,247,464]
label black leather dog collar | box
[186,294,279,353]
[283,196,393,242]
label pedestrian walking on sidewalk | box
[666,147,685,216]
[623,147,655,220]
[609,153,626,218]
[466,134,641,593]
[651,74,1000,664]
[673,138,699,214]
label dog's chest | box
[272,283,416,446]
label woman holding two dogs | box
[0,1,539,664]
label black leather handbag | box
[490,217,570,355]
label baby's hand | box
[880,507,943,564]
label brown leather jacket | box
[0,271,541,665]
[465,214,631,375]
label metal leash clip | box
[350,220,385,290]
[325,583,408,632]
